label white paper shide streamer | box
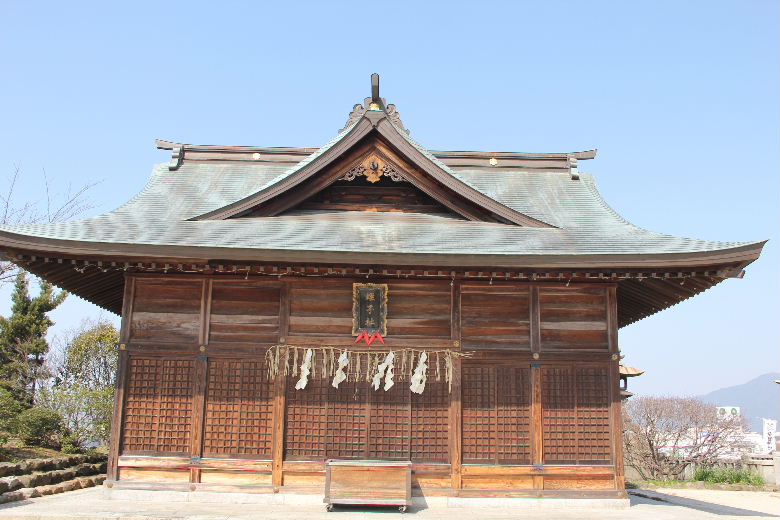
[331,351,350,388]
[409,352,428,394]
[265,345,466,394]
[372,352,395,391]
[295,349,314,390]
[383,353,395,391]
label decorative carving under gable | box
[381,163,404,182]
[340,164,366,182]
[338,152,407,183]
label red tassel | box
[355,330,385,346]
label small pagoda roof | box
[619,363,644,377]
[0,76,765,323]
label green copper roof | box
[0,100,764,269]
[0,160,760,261]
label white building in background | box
[716,405,777,456]
[762,419,776,455]
[717,406,741,418]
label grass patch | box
[693,467,764,486]
[0,441,64,462]
[636,479,685,487]
[0,438,107,462]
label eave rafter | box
[8,250,744,327]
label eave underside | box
[12,253,734,328]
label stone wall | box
[0,454,107,504]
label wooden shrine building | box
[0,76,764,502]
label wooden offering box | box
[324,460,412,511]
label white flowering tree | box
[623,396,749,480]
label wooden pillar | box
[107,275,135,482]
[190,355,208,485]
[529,285,541,357]
[606,285,625,490]
[606,285,618,354]
[272,281,290,488]
[449,358,462,491]
[449,280,462,491]
[610,358,625,491]
[530,364,543,490]
[529,285,543,490]
[107,350,128,482]
[189,278,211,485]
[200,279,213,348]
[118,275,135,346]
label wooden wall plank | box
[386,282,450,337]
[462,476,534,489]
[544,478,614,490]
[200,470,272,485]
[461,284,530,349]
[118,469,189,482]
[117,274,621,494]
[209,282,280,344]
[130,279,202,344]
[539,286,608,350]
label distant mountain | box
[698,372,779,432]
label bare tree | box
[0,164,96,283]
[623,396,748,480]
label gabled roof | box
[0,77,766,324]
[189,109,552,227]
[0,158,762,265]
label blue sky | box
[1,1,777,398]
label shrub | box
[59,436,83,454]
[693,467,765,486]
[12,407,65,448]
[37,385,113,448]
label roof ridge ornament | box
[340,74,409,135]
[369,73,381,110]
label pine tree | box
[0,271,67,405]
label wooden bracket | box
[168,146,184,171]
[568,155,580,180]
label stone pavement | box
[0,487,776,520]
